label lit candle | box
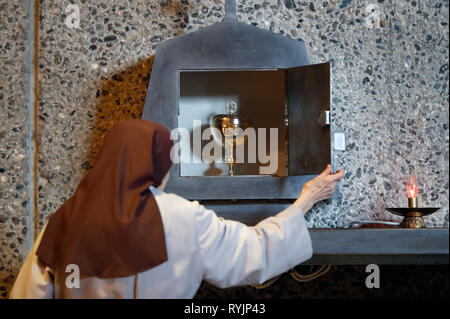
[406,174,418,208]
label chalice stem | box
[228,163,234,176]
[224,139,235,176]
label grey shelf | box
[304,228,449,265]
[204,201,449,265]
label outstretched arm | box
[194,165,344,289]
[194,201,312,288]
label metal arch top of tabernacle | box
[142,0,311,128]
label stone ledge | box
[304,228,449,265]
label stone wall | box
[0,0,448,298]
[0,0,35,298]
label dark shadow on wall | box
[82,0,204,170]
[159,0,193,38]
[72,0,220,176]
[82,56,154,172]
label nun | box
[9,119,344,298]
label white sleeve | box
[193,202,313,288]
[9,223,54,299]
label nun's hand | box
[293,164,344,214]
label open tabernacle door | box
[285,62,331,175]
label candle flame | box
[406,174,418,199]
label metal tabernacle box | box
[143,15,337,207]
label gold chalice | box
[210,101,252,176]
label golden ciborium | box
[210,101,252,176]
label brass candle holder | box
[386,199,440,228]
[385,174,440,228]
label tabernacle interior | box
[178,70,287,177]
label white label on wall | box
[334,132,346,151]
[65,4,80,29]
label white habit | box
[10,186,313,298]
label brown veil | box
[36,119,173,278]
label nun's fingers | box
[316,182,338,201]
[324,169,345,184]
